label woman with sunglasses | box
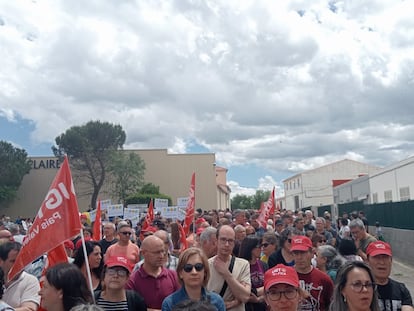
[162,247,225,311]
[95,256,146,311]
[260,232,278,264]
[264,264,307,311]
[268,228,301,268]
[329,261,380,311]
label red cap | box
[63,240,74,250]
[264,264,299,290]
[80,214,88,220]
[105,256,132,273]
[141,226,157,234]
[366,241,392,257]
[290,236,312,251]
[196,217,206,225]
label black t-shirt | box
[268,249,294,269]
[377,278,413,311]
[99,238,118,255]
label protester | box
[264,264,308,311]
[290,236,334,311]
[199,227,218,259]
[39,263,92,311]
[349,219,377,261]
[126,235,180,310]
[260,232,278,264]
[314,217,334,246]
[329,261,380,311]
[0,241,41,311]
[338,239,363,262]
[73,240,103,292]
[366,241,413,311]
[0,267,13,310]
[207,225,251,311]
[105,221,140,265]
[238,236,268,311]
[315,245,346,282]
[268,228,299,268]
[95,256,147,311]
[162,248,225,311]
[98,222,118,255]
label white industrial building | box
[333,175,371,205]
[283,159,380,211]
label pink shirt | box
[105,242,140,264]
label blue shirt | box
[162,286,225,311]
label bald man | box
[126,235,180,310]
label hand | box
[213,256,230,277]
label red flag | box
[182,173,195,237]
[177,221,188,251]
[9,156,82,280]
[93,200,102,240]
[140,199,154,240]
[257,187,275,228]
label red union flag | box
[257,187,275,228]
[93,200,102,240]
[140,199,154,240]
[182,173,195,236]
[9,156,82,280]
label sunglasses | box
[183,263,204,273]
[120,232,132,236]
[261,243,270,248]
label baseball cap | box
[264,264,299,290]
[63,240,74,250]
[105,256,132,273]
[366,241,392,257]
[290,236,312,252]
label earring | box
[343,296,347,303]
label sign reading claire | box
[29,158,62,170]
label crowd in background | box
[0,207,412,311]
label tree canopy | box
[108,151,145,206]
[231,189,271,210]
[0,141,31,204]
[52,120,126,209]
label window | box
[372,193,378,204]
[399,187,410,201]
[384,190,392,202]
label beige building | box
[2,149,230,218]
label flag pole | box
[79,228,95,303]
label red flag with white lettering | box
[182,173,195,237]
[9,156,82,280]
[257,187,275,228]
[93,200,102,240]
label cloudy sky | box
[1,0,414,198]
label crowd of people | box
[0,208,412,311]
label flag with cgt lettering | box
[9,156,82,280]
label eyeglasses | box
[219,237,235,244]
[106,268,128,277]
[120,232,132,236]
[183,263,204,273]
[261,243,270,248]
[320,240,327,243]
[349,281,376,293]
[266,288,298,301]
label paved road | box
[391,259,414,296]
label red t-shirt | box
[297,267,334,311]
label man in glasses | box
[99,222,118,255]
[349,218,377,262]
[207,225,251,311]
[291,236,333,311]
[127,235,180,310]
[367,241,413,311]
[105,221,140,265]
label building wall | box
[2,149,219,218]
[333,175,370,204]
[370,157,414,203]
[284,159,380,211]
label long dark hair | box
[45,263,93,311]
[238,235,261,261]
[329,261,380,311]
[73,240,103,279]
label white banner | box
[160,206,182,220]
[100,199,112,211]
[154,198,168,209]
[177,197,189,207]
[124,207,140,220]
[107,204,124,217]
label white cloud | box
[1,0,414,189]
